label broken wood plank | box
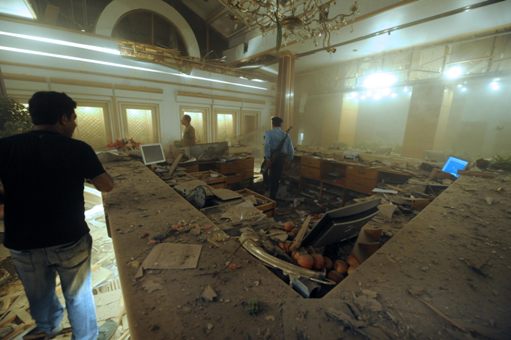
[168,153,183,177]
[290,216,312,251]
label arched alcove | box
[111,10,187,53]
[95,0,200,57]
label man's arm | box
[90,172,114,192]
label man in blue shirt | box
[263,116,294,200]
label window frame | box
[240,110,260,136]
[74,100,113,150]
[179,106,210,144]
[118,102,160,144]
[212,108,239,143]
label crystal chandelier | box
[220,0,358,53]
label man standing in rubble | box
[0,91,114,340]
[181,114,196,147]
[263,116,294,200]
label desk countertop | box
[104,160,511,339]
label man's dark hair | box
[28,91,77,125]
[271,116,283,127]
[183,114,191,122]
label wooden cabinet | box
[299,157,404,195]
[344,165,379,194]
[180,157,255,187]
[215,157,254,186]
[300,156,322,180]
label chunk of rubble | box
[201,285,218,302]
[378,203,396,221]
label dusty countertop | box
[103,160,511,339]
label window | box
[241,111,260,136]
[180,107,208,143]
[120,103,160,144]
[214,109,237,143]
[74,104,112,150]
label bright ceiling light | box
[0,30,120,55]
[0,45,268,91]
[363,72,397,89]
[489,81,500,91]
[347,91,358,99]
[444,66,463,79]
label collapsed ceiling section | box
[2,0,507,78]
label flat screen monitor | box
[140,143,165,165]
[302,198,381,247]
[441,156,468,178]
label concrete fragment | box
[206,322,214,333]
[201,285,218,302]
[378,203,396,221]
[361,289,378,299]
[354,295,383,312]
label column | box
[432,88,454,151]
[338,94,359,147]
[401,84,445,158]
[276,51,295,130]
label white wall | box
[0,17,275,150]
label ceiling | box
[220,0,511,73]
[2,0,511,76]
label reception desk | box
[103,159,511,339]
[300,155,410,194]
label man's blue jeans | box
[9,233,98,340]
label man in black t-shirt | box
[0,91,114,340]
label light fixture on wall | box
[220,0,358,53]
[362,72,397,89]
[444,65,463,80]
[489,79,500,91]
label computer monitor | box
[441,156,468,178]
[302,198,381,247]
[140,143,166,165]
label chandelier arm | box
[221,0,358,53]
[323,25,330,47]
[309,11,355,26]
[327,11,357,23]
